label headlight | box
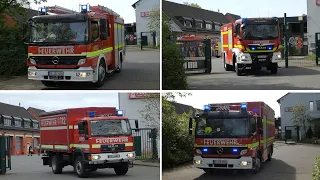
[29,58,36,64]
[241,55,247,59]
[91,155,100,160]
[240,149,248,155]
[127,153,135,158]
[78,58,86,65]
[194,160,201,164]
[277,54,281,58]
[196,149,202,154]
[28,71,37,76]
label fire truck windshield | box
[30,21,88,44]
[90,120,132,137]
[195,117,249,138]
[242,24,279,40]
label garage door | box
[15,137,22,155]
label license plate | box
[108,154,120,158]
[213,160,227,164]
[258,59,266,61]
[48,71,64,76]
[258,55,267,58]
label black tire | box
[93,59,106,88]
[224,58,233,71]
[114,162,129,175]
[251,155,261,174]
[236,64,242,76]
[41,81,56,87]
[74,156,89,178]
[267,153,272,161]
[270,63,278,74]
[51,155,63,174]
[115,54,122,73]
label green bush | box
[313,157,320,180]
[162,13,187,90]
[162,96,193,169]
[0,22,27,76]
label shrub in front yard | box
[312,156,320,180]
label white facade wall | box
[307,0,320,54]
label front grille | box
[199,147,247,155]
[30,56,85,65]
[101,144,125,152]
[249,52,273,61]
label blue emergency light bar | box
[80,4,88,13]
[89,112,95,117]
[232,148,238,152]
[116,110,124,116]
[203,148,208,152]
[240,104,247,109]
[39,8,47,15]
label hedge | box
[162,96,194,169]
[313,156,320,180]
[0,21,28,76]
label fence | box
[132,128,158,160]
[176,39,212,74]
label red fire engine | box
[189,102,275,174]
[39,107,138,178]
[221,18,282,76]
[24,5,125,87]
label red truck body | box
[191,102,275,173]
[39,107,136,178]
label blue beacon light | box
[232,148,238,152]
[203,148,208,152]
[204,105,211,111]
[116,110,124,116]
[89,112,95,117]
[241,104,247,109]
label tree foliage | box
[162,92,194,169]
[0,0,46,15]
[183,2,201,8]
[291,104,313,138]
[162,13,188,90]
[138,93,160,131]
[147,6,160,33]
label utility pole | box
[284,13,288,68]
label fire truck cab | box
[221,18,282,76]
[189,103,274,174]
[24,5,125,87]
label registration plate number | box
[48,71,64,76]
[108,154,120,158]
[258,59,266,62]
[213,160,227,164]
[258,55,267,58]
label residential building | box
[27,107,46,120]
[132,0,160,46]
[118,93,160,158]
[225,13,241,23]
[277,93,320,140]
[0,102,40,155]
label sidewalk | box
[133,160,160,167]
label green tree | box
[147,6,160,33]
[0,0,46,16]
[291,104,314,138]
[138,93,160,130]
[183,2,201,8]
[162,13,188,90]
[162,92,194,168]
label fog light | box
[28,71,37,76]
[240,161,248,166]
[91,155,100,160]
[76,72,90,77]
[127,153,135,158]
[194,160,201,164]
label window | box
[24,121,31,128]
[251,117,257,134]
[4,117,11,126]
[310,101,314,111]
[184,20,192,28]
[15,120,22,127]
[195,21,203,29]
[91,21,99,41]
[215,24,221,31]
[316,100,320,111]
[206,23,212,30]
[235,24,240,36]
[33,121,39,129]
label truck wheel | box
[270,63,278,74]
[224,58,233,71]
[93,60,106,88]
[235,63,243,76]
[41,81,56,87]
[115,54,123,73]
[51,155,63,174]
[114,162,129,175]
[251,156,261,174]
[74,156,89,178]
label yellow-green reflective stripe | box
[115,44,125,49]
[86,47,113,58]
[262,120,275,125]
[248,142,259,148]
[70,144,90,148]
[41,145,53,149]
[68,125,73,129]
[221,31,228,35]
[54,145,68,150]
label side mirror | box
[257,117,262,129]
[135,120,139,129]
[189,117,193,135]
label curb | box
[133,162,160,167]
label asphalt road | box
[2,155,160,180]
[0,49,160,90]
[187,57,320,90]
[162,142,319,180]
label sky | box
[170,0,307,18]
[0,91,119,111]
[30,0,138,23]
[173,91,318,117]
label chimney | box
[218,9,220,13]
[19,103,21,107]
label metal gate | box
[285,126,300,143]
[132,128,158,160]
[15,137,22,155]
[176,39,212,74]
[0,135,11,174]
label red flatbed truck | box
[39,107,138,178]
[189,102,275,174]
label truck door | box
[90,19,103,62]
[77,121,90,149]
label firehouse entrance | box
[177,39,212,74]
[284,126,300,143]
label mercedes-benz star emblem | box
[52,56,59,65]
[217,147,223,154]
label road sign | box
[296,37,303,49]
